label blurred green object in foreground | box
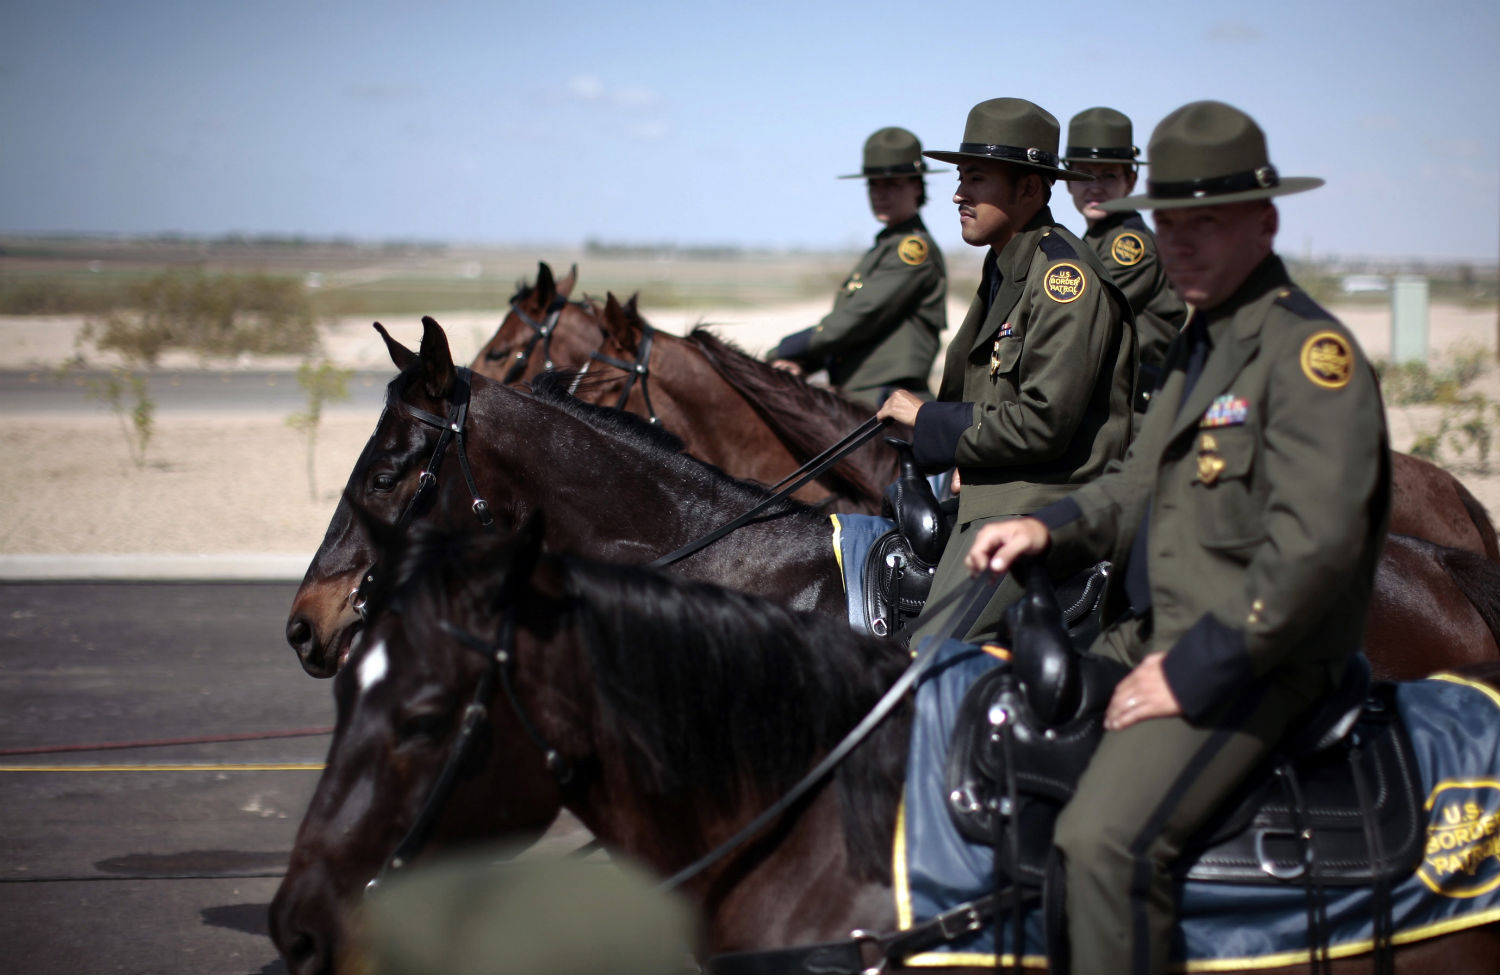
[361,848,697,974]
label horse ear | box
[418,316,456,399]
[556,263,578,300]
[374,322,418,372]
[602,293,639,344]
[534,262,556,307]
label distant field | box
[0,236,917,318]
[1,235,1493,320]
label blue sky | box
[2,0,1496,262]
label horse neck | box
[465,381,840,609]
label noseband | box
[491,297,566,384]
[349,368,495,619]
[365,611,572,891]
[569,319,661,425]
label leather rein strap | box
[646,415,888,569]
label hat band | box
[1065,145,1137,161]
[1148,164,1280,200]
[957,142,1059,168]
[862,162,924,177]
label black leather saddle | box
[863,440,1109,645]
[943,562,1424,890]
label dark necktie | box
[1123,312,1212,616]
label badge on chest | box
[989,323,1014,377]
[1197,432,1226,485]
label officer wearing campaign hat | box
[878,97,1136,645]
[768,127,947,408]
[1063,108,1186,409]
[964,100,1389,974]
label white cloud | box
[567,74,606,101]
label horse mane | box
[529,371,689,455]
[687,327,893,505]
[383,526,909,884]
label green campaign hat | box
[1062,107,1142,165]
[923,98,1092,182]
[1102,100,1323,211]
[838,127,945,179]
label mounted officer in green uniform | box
[877,97,1135,644]
[1063,107,1187,410]
[769,127,947,408]
[966,100,1391,974]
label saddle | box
[943,566,1425,890]
[862,440,1109,645]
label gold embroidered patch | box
[1044,262,1086,303]
[897,236,928,266]
[1300,330,1353,389]
[1111,231,1145,267]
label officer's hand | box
[1104,653,1182,731]
[965,518,1049,577]
[770,359,804,376]
[876,389,923,426]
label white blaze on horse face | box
[358,640,389,693]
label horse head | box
[471,261,595,384]
[271,520,574,974]
[285,316,512,677]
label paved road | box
[0,369,394,415]
[0,582,589,974]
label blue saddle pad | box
[896,643,1500,969]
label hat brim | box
[1100,176,1324,211]
[922,150,1093,181]
[836,165,947,180]
[1061,155,1145,166]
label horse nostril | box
[284,929,327,975]
[287,616,313,652]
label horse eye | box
[398,711,449,744]
[371,472,398,493]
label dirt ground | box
[0,298,1496,557]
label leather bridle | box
[365,609,572,891]
[489,297,568,384]
[567,319,661,425]
[348,368,495,619]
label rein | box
[646,415,888,569]
[349,368,495,618]
[491,297,567,384]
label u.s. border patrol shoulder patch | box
[1110,231,1145,267]
[1300,330,1354,389]
[1044,262,1086,303]
[897,236,928,266]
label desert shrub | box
[82,268,318,365]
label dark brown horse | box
[285,316,845,678]
[270,525,1500,974]
[471,262,902,513]
[285,318,1500,683]
[474,262,1500,558]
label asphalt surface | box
[0,369,394,415]
[0,580,595,973]
[0,581,327,974]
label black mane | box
[382,527,909,883]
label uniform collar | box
[1083,208,1141,240]
[1196,253,1292,328]
[992,205,1056,277]
[876,214,927,243]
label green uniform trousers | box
[1052,618,1327,974]
[910,518,1024,645]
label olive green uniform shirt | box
[1037,254,1390,718]
[913,206,1136,525]
[1084,209,1187,406]
[770,215,946,406]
